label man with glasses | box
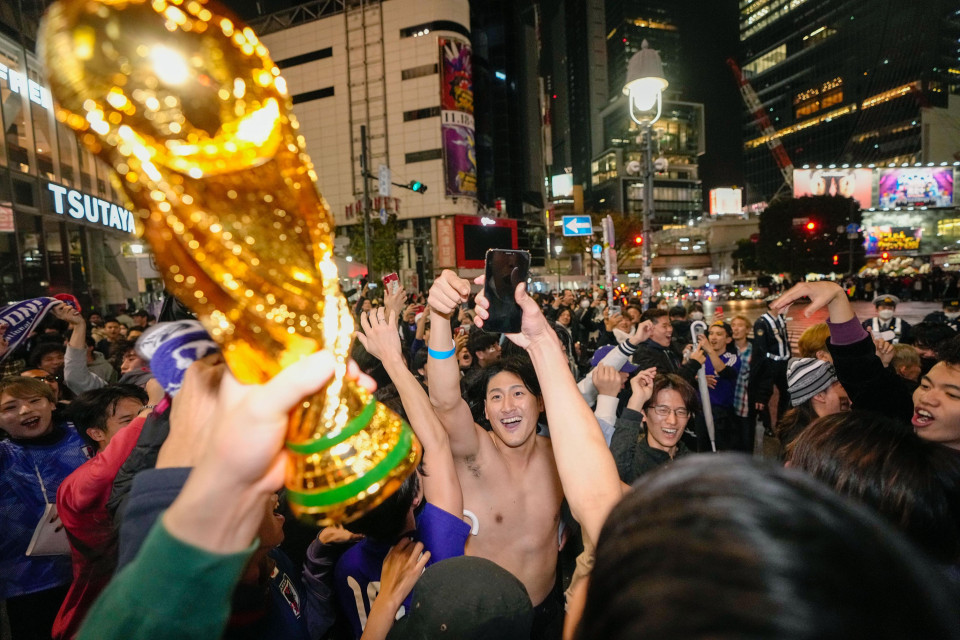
[611,371,699,483]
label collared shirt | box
[734,341,752,417]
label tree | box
[345,215,401,278]
[756,195,862,276]
[559,211,646,274]
[731,238,760,273]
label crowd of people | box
[3,270,960,640]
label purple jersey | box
[333,503,470,638]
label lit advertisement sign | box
[46,182,137,235]
[878,168,953,208]
[793,168,873,209]
[864,226,922,255]
[551,174,573,198]
[439,38,477,199]
[709,187,742,215]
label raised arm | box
[357,308,462,517]
[474,280,623,544]
[425,271,481,458]
[53,304,107,394]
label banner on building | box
[864,226,923,255]
[439,38,477,199]
[436,217,456,268]
[878,167,953,208]
[792,168,873,209]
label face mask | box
[690,311,704,321]
[945,311,960,320]
[658,303,669,311]
[580,299,590,309]
[878,309,894,321]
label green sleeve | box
[77,516,256,640]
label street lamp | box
[554,244,563,290]
[623,39,668,310]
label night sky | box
[222,0,746,193]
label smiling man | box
[427,271,565,638]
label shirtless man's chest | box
[457,432,564,605]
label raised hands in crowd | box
[4,274,960,640]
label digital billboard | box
[864,226,922,255]
[878,167,953,208]
[792,168,873,209]
[709,187,742,215]
[551,174,574,198]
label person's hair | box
[709,321,732,339]
[343,471,420,541]
[668,306,686,320]
[374,383,407,422]
[467,331,501,360]
[103,315,120,325]
[109,340,136,373]
[411,349,428,376]
[577,456,960,640]
[626,304,642,318]
[639,309,668,324]
[641,374,699,416]
[730,315,750,330]
[0,376,56,404]
[889,344,920,374]
[910,322,957,355]
[29,342,65,369]
[797,323,830,358]
[70,384,148,448]
[479,354,542,399]
[786,412,960,563]
[935,333,960,366]
[774,402,819,454]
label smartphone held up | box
[482,249,531,334]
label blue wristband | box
[428,343,457,360]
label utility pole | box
[360,124,373,278]
[641,125,653,309]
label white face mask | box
[658,303,669,311]
[877,309,894,321]
[946,311,960,320]
[690,311,704,321]
[580,299,590,309]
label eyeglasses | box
[650,405,691,419]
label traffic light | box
[633,235,643,245]
[805,221,817,232]
[409,180,427,194]
[833,254,839,266]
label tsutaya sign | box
[47,182,137,235]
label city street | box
[697,299,941,350]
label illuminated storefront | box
[0,31,148,309]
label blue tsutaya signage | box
[46,182,136,235]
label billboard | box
[551,174,574,198]
[440,38,477,199]
[864,226,922,255]
[792,168,873,209]
[453,215,518,269]
[709,187,742,215]
[878,167,953,208]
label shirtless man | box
[426,270,564,635]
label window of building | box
[793,77,843,119]
[802,25,836,48]
[291,86,334,104]
[743,44,786,78]
[401,63,439,81]
[403,106,441,122]
[405,149,442,164]
[591,153,617,186]
[275,47,333,69]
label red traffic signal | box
[634,235,643,245]
[805,221,817,231]
[881,252,889,261]
[833,254,839,265]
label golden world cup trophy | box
[39,0,421,525]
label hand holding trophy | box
[39,0,420,524]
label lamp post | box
[623,39,668,310]
[554,244,562,290]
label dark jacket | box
[632,339,701,385]
[107,403,170,521]
[610,407,689,484]
[740,339,774,406]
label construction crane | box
[727,58,794,198]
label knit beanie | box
[134,320,219,396]
[787,357,838,406]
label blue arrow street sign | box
[562,215,593,237]
[591,244,602,258]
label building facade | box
[739,0,960,204]
[0,2,149,310]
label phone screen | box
[482,249,530,334]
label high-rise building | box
[739,0,960,204]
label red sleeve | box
[57,417,146,531]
